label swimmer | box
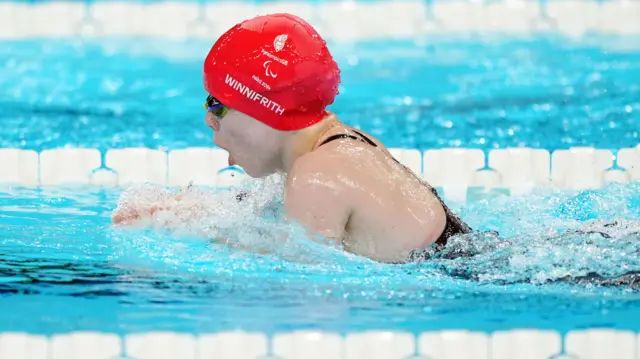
[112,13,472,263]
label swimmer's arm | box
[283,168,351,248]
[111,184,250,225]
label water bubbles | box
[165,89,182,98]
[434,116,453,129]
[588,72,602,82]
[533,103,552,112]
[101,77,123,94]
[406,111,420,123]
[437,183,640,289]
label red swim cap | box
[203,13,341,131]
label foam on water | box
[112,174,362,267]
[107,176,640,294]
[413,183,640,290]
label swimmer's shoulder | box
[287,147,356,186]
[285,145,369,202]
[286,143,398,216]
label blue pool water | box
[0,35,639,151]
[1,35,640,335]
[1,182,639,335]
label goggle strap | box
[208,103,224,111]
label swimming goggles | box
[203,95,229,120]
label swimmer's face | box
[205,99,283,178]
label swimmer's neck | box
[278,112,342,173]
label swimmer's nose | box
[205,112,221,132]
[211,119,221,132]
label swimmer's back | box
[285,125,467,262]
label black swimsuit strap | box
[351,129,378,147]
[319,130,406,165]
[318,133,364,147]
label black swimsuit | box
[317,129,473,262]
